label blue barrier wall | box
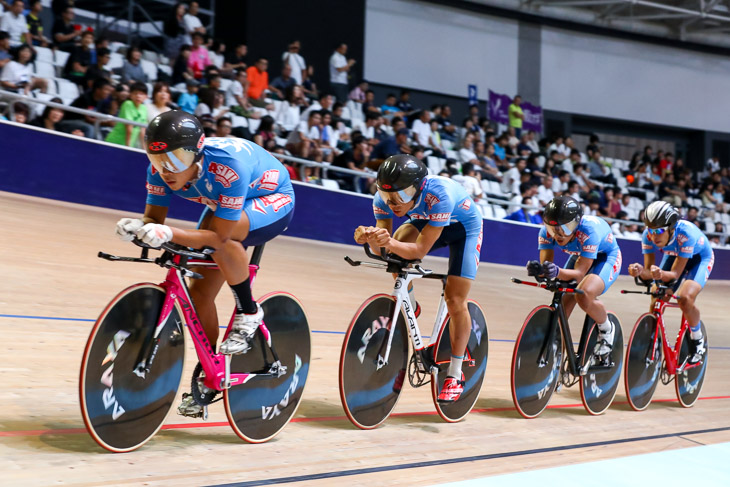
[2,120,728,278]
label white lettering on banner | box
[146,183,166,196]
[208,162,240,188]
[219,195,243,210]
[430,212,451,222]
[425,193,440,211]
[262,355,302,420]
[100,329,130,421]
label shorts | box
[659,252,714,290]
[407,220,482,280]
[197,191,295,247]
[565,250,622,295]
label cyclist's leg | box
[677,252,712,336]
[560,255,580,318]
[393,220,426,313]
[580,251,622,354]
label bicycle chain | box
[191,362,220,406]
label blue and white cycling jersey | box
[145,137,294,223]
[538,215,619,259]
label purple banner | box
[488,90,543,133]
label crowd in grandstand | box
[1,0,729,247]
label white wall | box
[541,27,730,132]
[364,0,518,99]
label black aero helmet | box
[145,110,205,173]
[376,154,428,205]
[643,201,679,229]
[542,196,583,237]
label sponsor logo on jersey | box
[459,199,472,211]
[539,236,552,245]
[681,246,694,254]
[698,237,705,246]
[664,250,677,256]
[251,193,293,214]
[610,250,622,281]
[582,244,597,253]
[256,169,280,191]
[425,193,440,211]
[642,243,654,250]
[410,214,428,220]
[146,183,166,196]
[185,196,218,210]
[208,162,240,188]
[606,233,614,244]
[219,195,244,210]
[677,233,689,245]
[563,249,580,256]
[373,205,389,215]
[576,231,589,246]
[430,212,451,222]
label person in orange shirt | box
[246,58,276,108]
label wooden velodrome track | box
[1,190,729,486]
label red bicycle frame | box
[647,297,701,375]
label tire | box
[339,294,409,429]
[624,314,662,411]
[79,284,185,452]
[675,321,708,408]
[224,292,311,443]
[431,300,489,422]
[510,305,562,419]
[579,312,623,415]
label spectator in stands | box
[64,30,95,86]
[253,115,277,151]
[429,119,446,157]
[53,6,82,53]
[685,206,702,229]
[659,152,674,176]
[301,92,333,122]
[506,196,542,224]
[332,134,372,192]
[585,134,600,160]
[195,87,228,121]
[504,157,527,196]
[508,180,538,213]
[223,43,247,73]
[316,110,337,162]
[163,2,187,60]
[269,64,294,100]
[0,31,11,70]
[452,162,484,202]
[658,172,686,208]
[566,180,582,202]
[371,127,410,161]
[7,100,29,123]
[171,44,193,85]
[547,135,567,160]
[65,77,114,137]
[105,81,148,147]
[437,104,456,141]
[282,40,306,85]
[706,155,721,175]
[205,73,222,92]
[187,32,210,80]
[183,0,205,45]
[553,169,570,194]
[508,95,524,137]
[588,150,617,185]
[1,44,47,94]
[226,69,258,118]
[329,42,355,102]
[361,89,379,114]
[27,0,49,47]
[572,163,595,195]
[362,111,386,144]
[602,187,622,218]
[537,175,555,206]
[492,133,509,165]
[516,132,533,155]
[177,78,199,113]
[525,130,540,153]
[209,39,226,69]
[214,116,233,138]
[641,145,653,165]
[474,140,501,182]
[379,93,402,117]
[246,57,277,108]
[348,80,367,103]
[275,84,307,133]
[0,0,30,47]
[396,90,414,116]
[28,97,74,135]
[459,132,480,165]
[110,82,130,115]
[147,82,173,122]
[84,47,112,89]
[301,64,318,99]
[121,46,148,84]
[411,110,431,148]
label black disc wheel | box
[511,306,562,419]
[675,321,708,408]
[579,312,623,415]
[79,284,185,452]
[339,294,409,429]
[224,292,311,443]
[431,300,489,422]
[624,314,662,411]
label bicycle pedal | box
[202,405,208,421]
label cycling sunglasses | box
[647,227,668,236]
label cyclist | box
[627,201,713,364]
[114,110,295,417]
[526,196,622,358]
[354,155,484,403]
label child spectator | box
[177,78,199,113]
[105,82,148,148]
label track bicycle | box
[339,245,489,428]
[510,276,623,418]
[622,277,708,410]
[79,240,310,452]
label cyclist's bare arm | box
[385,223,443,260]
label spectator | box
[65,77,114,137]
[269,64,295,100]
[1,44,47,94]
[411,110,431,148]
[0,0,30,47]
[64,30,95,86]
[628,151,642,172]
[706,155,721,175]
[586,134,600,160]
[603,186,622,218]
[147,82,173,122]
[566,180,582,202]
[526,130,540,153]
[183,0,205,45]
[453,162,484,202]
[362,89,379,114]
[362,111,386,144]
[547,135,567,160]
[685,206,702,229]
[641,145,653,165]
[537,175,555,206]
[301,92,333,122]
[437,104,456,141]
[286,110,325,173]
[493,133,509,164]
[177,78,199,113]
[223,43,247,73]
[84,47,112,89]
[504,157,527,196]
[187,31,210,79]
[572,163,595,195]
[301,64,318,99]
[27,0,49,47]
[171,44,193,85]
[348,80,367,103]
[332,134,372,192]
[29,97,79,135]
[214,116,234,137]
[474,140,501,182]
[282,39,306,85]
[659,152,674,176]
[508,95,524,137]
[516,132,533,155]
[459,132,480,165]
[105,82,148,147]
[315,109,337,162]
[253,115,277,151]
[163,2,187,60]
[329,42,355,102]
[396,90,414,116]
[8,100,29,123]
[659,172,686,208]
[209,39,226,69]
[508,181,538,214]
[226,68,259,118]
[0,31,12,70]
[553,169,570,194]
[506,196,542,224]
[121,46,148,84]
[52,6,82,52]
[109,82,130,115]
[379,93,401,117]
[275,84,307,133]
[588,150,617,185]
[195,87,228,120]
[246,57,275,107]
[371,127,411,160]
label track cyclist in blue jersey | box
[354,155,484,403]
[114,110,295,417]
[627,201,714,365]
[527,196,622,359]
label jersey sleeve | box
[212,154,251,221]
[145,165,172,207]
[424,187,454,227]
[373,192,394,220]
[538,226,555,250]
[641,229,657,254]
[677,226,698,258]
[578,227,600,259]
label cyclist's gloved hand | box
[115,218,144,242]
[542,261,560,279]
[136,223,173,248]
[526,260,542,276]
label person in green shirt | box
[508,94,524,137]
[106,82,148,147]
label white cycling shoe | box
[219,304,264,355]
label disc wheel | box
[510,306,562,419]
[79,284,185,452]
[339,294,409,429]
[224,292,311,443]
[431,300,489,422]
[579,312,623,415]
[624,314,662,411]
[675,321,708,408]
